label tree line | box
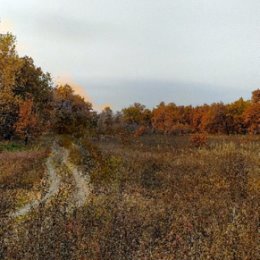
[103,89,259,136]
[0,33,259,143]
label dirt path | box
[65,160,90,207]
[10,144,62,218]
[9,142,90,218]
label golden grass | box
[0,135,259,259]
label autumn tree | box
[0,93,19,140]
[15,98,39,143]
[243,104,260,134]
[201,103,228,134]
[14,56,53,107]
[0,33,53,140]
[225,98,250,134]
[178,105,193,125]
[14,56,53,133]
[152,102,192,134]
[151,102,172,134]
[251,89,260,104]
[111,111,126,136]
[0,33,22,139]
[122,103,151,131]
[243,89,260,134]
[97,106,113,134]
[0,33,22,91]
[192,105,209,132]
[172,105,193,134]
[52,84,95,135]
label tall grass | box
[0,135,259,259]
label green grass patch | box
[0,141,27,152]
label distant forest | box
[0,33,259,142]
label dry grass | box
[0,135,259,259]
[87,135,260,259]
[0,143,49,216]
[0,150,48,188]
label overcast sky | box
[1,0,260,110]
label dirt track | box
[10,142,90,218]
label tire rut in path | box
[9,144,62,218]
[65,157,91,208]
[9,142,91,218]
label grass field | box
[0,135,259,259]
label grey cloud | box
[17,11,118,43]
[1,0,259,108]
[79,79,251,111]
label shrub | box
[134,126,147,138]
[189,133,208,148]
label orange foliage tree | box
[191,105,209,132]
[15,98,39,141]
[243,89,260,134]
[152,102,192,134]
[243,104,260,134]
[201,103,228,134]
[251,89,260,104]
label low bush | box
[190,133,208,148]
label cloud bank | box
[1,0,259,109]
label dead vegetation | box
[0,135,259,259]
